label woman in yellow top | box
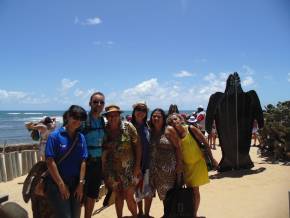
[166,113,218,218]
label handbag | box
[188,125,213,171]
[22,135,79,201]
[164,174,194,218]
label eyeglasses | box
[92,100,105,105]
[135,107,147,113]
[71,116,83,121]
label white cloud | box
[198,72,228,99]
[60,78,78,93]
[0,89,51,105]
[93,41,115,47]
[242,76,254,86]
[81,17,102,26]
[75,16,102,26]
[174,70,193,78]
[288,73,290,82]
[73,88,97,100]
[106,75,229,110]
[74,89,84,97]
[242,65,255,75]
[0,89,28,100]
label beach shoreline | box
[0,146,289,218]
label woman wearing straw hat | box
[102,104,142,218]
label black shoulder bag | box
[164,173,194,218]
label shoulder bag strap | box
[187,125,203,149]
[56,134,79,164]
[42,134,79,177]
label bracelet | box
[79,179,85,185]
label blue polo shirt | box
[45,127,88,181]
[82,113,105,158]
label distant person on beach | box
[149,108,182,215]
[130,102,153,217]
[167,104,179,116]
[196,105,206,135]
[45,105,88,218]
[102,104,142,218]
[25,116,56,161]
[251,119,260,147]
[208,120,217,149]
[166,113,218,218]
[81,92,106,218]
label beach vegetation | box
[259,100,290,162]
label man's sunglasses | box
[92,100,105,105]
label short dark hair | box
[43,116,53,125]
[89,92,105,103]
[67,105,87,121]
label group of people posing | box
[37,91,219,218]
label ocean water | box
[0,111,65,146]
[0,110,133,146]
[0,110,193,146]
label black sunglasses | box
[135,107,147,112]
[92,100,105,105]
[71,115,84,121]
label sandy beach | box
[1,146,289,218]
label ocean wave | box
[23,112,43,115]
[7,113,21,115]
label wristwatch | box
[79,179,86,185]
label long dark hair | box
[131,107,148,127]
[149,108,166,133]
[168,104,179,116]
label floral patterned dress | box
[103,121,139,190]
[150,133,177,200]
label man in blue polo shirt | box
[82,92,105,218]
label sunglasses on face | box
[71,116,83,121]
[135,107,147,113]
[92,100,105,105]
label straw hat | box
[132,101,149,111]
[104,104,123,115]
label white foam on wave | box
[7,113,21,115]
[54,116,63,123]
[24,112,43,115]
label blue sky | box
[0,0,289,111]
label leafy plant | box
[259,101,290,162]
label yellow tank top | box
[181,126,203,164]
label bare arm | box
[165,126,183,173]
[74,160,86,201]
[31,123,47,134]
[46,157,70,200]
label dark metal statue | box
[205,72,264,172]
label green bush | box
[259,101,290,161]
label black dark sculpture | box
[205,72,264,172]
